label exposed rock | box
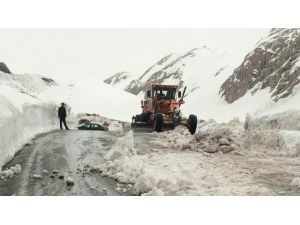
[66,177,74,186]
[220,28,300,103]
[104,47,228,96]
[0,62,11,74]
[103,71,131,86]
[52,170,59,174]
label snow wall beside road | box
[0,95,57,170]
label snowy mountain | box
[103,71,133,91]
[105,47,239,97]
[103,28,300,122]
[220,28,300,103]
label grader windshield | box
[153,87,176,100]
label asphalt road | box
[0,130,136,196]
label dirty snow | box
[96,118,300,195]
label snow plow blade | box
[131,122,153,132]
[131,122,149,128]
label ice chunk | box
[10,164,22,174]
[290,177,300,187]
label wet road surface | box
[0,130,136,196]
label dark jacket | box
[58,106,67,118]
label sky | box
[0,29,270,83]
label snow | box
[96,128,274,195]
[40,78,140,122]
[11,164,22,174]
[96,116,300,195]
[0,164,22,180]
[76,113,130,132]
[0,72,57,170]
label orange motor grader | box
[131,84,197,134]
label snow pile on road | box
[96,131,145,183]
[152,126,194,150]
[97,130,273,195]
[152,120,243,154]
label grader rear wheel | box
[188,114,197,134]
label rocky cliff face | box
[220,28,300,103]
[0,62,11,74]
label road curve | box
[0,130,135,196]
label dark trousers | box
[60,117,69,130]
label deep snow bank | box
[245,111,300,156]
[0,94,57,169]
[0,72,58,170]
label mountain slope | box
[105,47,239,97]
[103,71,133,91]
[220,28,300,103]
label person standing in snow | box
[58,103,69,130]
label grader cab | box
[131,84,197,134]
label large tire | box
[153,113,163,132]
[188,114,197,134]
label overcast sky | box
[0,29,270,83]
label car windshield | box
[153,88,176,100]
